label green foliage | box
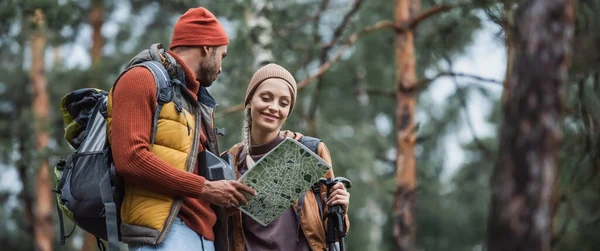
[550,1,600,249]
[553,75,600,251]
[4,0,598,250]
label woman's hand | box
[326,182,350,213]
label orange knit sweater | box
[110,51,216,240]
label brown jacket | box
[224,131,350,251]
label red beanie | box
[170,7,229,49]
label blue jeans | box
[128,217,214,251]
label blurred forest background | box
[0,0,597,250]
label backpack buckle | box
[311,183,320,194]
[170,78,183,86]
[157,87,173,104]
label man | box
[109,7,254,251]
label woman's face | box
[249,79,293,134]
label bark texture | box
[393,0,419,250]
[487,0,574,250]
[30,8,53,251]
[88,0,104,88]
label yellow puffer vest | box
[106,71,202,245]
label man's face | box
[197,45,228,87]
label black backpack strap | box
[312,183,323,220]
[99,170,119,251]
[295,136,323,240]
[299,136,321,154]
[295,191,307,242]
[57,155,73,191]
[55,197,66,245]
[136,61,173,146]
[54,195,76,246]
[55,156,77,245]
[299,136,324,218]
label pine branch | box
[572,169,598,194]
[297,0,330,121]
[311,0,330,45]
[396,4,454,32]
[307,0,365,133]
[355,71,502,98]
[450,71,493,160]
[275,1,329,51]
[355,88,396,97]
[216,47,350,117]
[217,4,460,117]
[289,0,331,30]
[296,48,347,89]
[322,0,366,50]
[550,197,573,246]
[484,6,510,31]
[417,71,503,91]
[330,4,456,48]
[568,78,590,190]
[443,60,490,159]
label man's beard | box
[197,70,214,87]
[197,57,218,87]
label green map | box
[238,138,331,226]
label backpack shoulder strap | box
[299,136,321,154]
[111,60,182,146]
[134,61,173,146]
[296,136,324,235]
[222,143,245,178]
[99,169,119,251]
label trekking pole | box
[319,177,352,251]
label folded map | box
[237,137,331,226]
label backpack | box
[53,44,183,251]
[295,136,324,225]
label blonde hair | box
[241,107,252,156]
[241,107,257,168]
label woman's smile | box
[261,112,279,122]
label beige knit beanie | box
[244,63,297,116]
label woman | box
[224,63,350,251]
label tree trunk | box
[487,0,574,250]
[392,0,419,250]
[29,8,53,251]
[89,0,104,88]
[502,3,515,99]
[17,131,34,236]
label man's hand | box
[201,180,256,207]
[326,183,350,213]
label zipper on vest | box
[210,104,220,152]
[175,102,191,136]
[155,104,201,244]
